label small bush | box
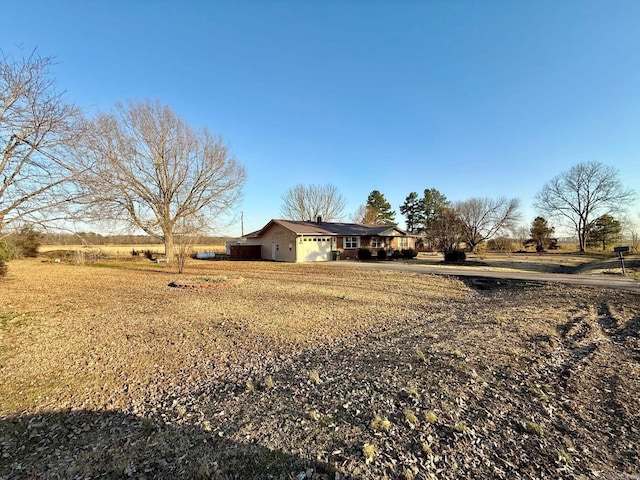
[391,250,403,259]
[4,227,42,258]
[487,237,513,253]
[402,248,418,259]
[444,250,466,263]
[377,248,387,260]
[0,258,7,277]
[357,247,372,260]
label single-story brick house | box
[242,218,416,262]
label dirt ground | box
[1,258,639,479]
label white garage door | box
[298,236,333,262]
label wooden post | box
[614,246,629,275]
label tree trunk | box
[163,229,175,264]
[578,232,586,253]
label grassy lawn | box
[1,257,639,479]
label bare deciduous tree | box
[79,99,246,264]
[280,183,345,222]
[427,207,464,253]
[0,50,82,234]
[351,204,382,224]
[534,161,635,253]
[455,197,521,252]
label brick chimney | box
[316,216,322,224]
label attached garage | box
[296,236,335,262]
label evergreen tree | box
[588,214,622,250]
[399,192,424,233]
[422,188,449,234]
[530,216,554,251]
[365,190,396,225]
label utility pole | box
[241,211,244,237]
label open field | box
[39,243,227,257]
[1,257,639,479]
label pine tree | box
[365,190,396,225]
[587,214,622,251]
[399,192,424,233]
[530,217,554,251]
[422,188,449,234]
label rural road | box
[327,260,640,292]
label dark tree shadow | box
[0,409,335,479]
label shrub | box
[444,250,466,263]
[377,248,387,260]
[0,258,7,277]
[402,248,418,259]
[391,250,403,259]
[487,237,513,253]
[11,227,42,258]
[357,247,372,260]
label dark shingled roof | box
[246,219,411,238]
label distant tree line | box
[37,232,234,246]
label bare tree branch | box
[534,161,635,252]
[77,99,246,263]
[455,197,521,252]
[0,50,82,233]
[280,183,346,222]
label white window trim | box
[371,237,383,249]
[344,236,360,249]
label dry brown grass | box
[0,258,465,414]
[1,257,639,479]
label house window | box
[397,237,409,248]
[371,237,383,249]
[344,236,359,249]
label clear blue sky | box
[2,0,639,236]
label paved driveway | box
[327,260,640,292]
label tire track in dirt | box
[548,303,640,474]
